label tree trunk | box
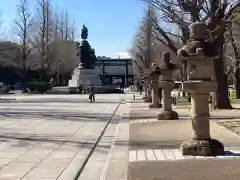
[187,93,191,102]
[235,70,240,99]
[182,91,186,97]
[213,55,232,109]
[235,63,240,99]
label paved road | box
[0,94,127,180]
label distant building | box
[95,58,134,87]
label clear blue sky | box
[0,0,146,58]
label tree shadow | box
[128,140,183,150]
[211,116,236,120]
[0,109,121,124]
[0,133,115,153]
[15,99,121,104]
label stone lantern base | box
[144,98,152,103]
[180,139,224,156]
[157,110,178,120]
[149,103,162,108]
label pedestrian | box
[78,85,83,94]
[89,87,95,103]
[139,85,143,95]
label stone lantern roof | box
[178,22,218,58]
[178,41,218,58]
[147,63,161,76]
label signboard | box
[112,77,122,84]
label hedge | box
[27,82,52,93]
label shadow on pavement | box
[15,99,121,104]
[224,151,240,156]
[0,110,121,124]
[0,134,115,153]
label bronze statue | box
[81,25,88,40]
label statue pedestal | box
[68,65,102,92]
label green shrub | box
[229,89,236,99]
[27,82,52,93]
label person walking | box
[139,84,143,95]
[78,85,83,94]
[89,87,95,103]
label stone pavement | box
[1,92,240,180]
[0,94,129,180]
[128,94,240,180]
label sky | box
[0,0,146,58]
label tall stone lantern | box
[157,52,179,120]
[141,69,148,100]
[142,69,152,103]
[178,22,224,156]
[148,63,162,108]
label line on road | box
[73,100,123,180]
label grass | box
[175,97,190,106]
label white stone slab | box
[145,150,156,160]
[161,149,176,160]
[129,148,240,162]
[136,150,146,161]
[171,149,185,160]
[129,150,137,162]
[153,150,165,160]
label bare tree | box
[225,12,240,98]
[0,12,2,27]
[69,21,76,41]
[0,11,4,39]
[58,11,65,40]
[131,5,180,80]
[53,9,73,41]
[64,10,69,40]
[13,0,32,69]
[50,7,77,74]
[141,0,240,109]
[32,0,55,72]
[130,5,161,77]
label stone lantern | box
[157,52,179,120]
[142,69,152,103]
[148,63,162,108]
[178,22,224,156]
[140,69,148,100]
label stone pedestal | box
[149,85,162,108]
[143,86,147,100]
[157,81,178,120]
[180,81,224,156]
[144,84,152,103]
[68,65,102,92]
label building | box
[95,58,134,87]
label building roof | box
[96,58,133,63]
